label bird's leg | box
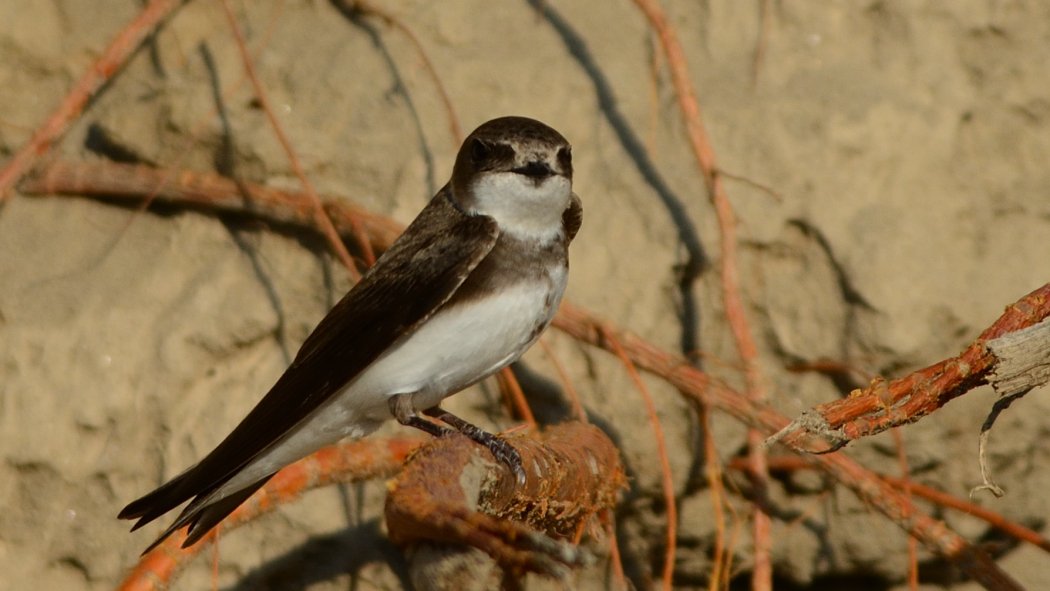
[389,394,453,438]
[423,407,527,485]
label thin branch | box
[768,284,1050,451]
[607,333,676,591]
[892,427,920,591]
[0,0,185,203]
[629,0,773,585]
[538,338,587,423]
[602,509,628,591]
[746,455,1050,558]
[553,302,1024,591]
[698,399,730,591]
[343,0,462,146]
[497,367,537,429]
[219,0,370,277]
[29,162,1031,590]
[116,436,423,591]
[19,160,403,254]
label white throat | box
[468,172,571,242]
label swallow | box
[120,116,582,552]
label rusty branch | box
[385,423,625,581]
[0,0,185,203]
[220,0,370,276]
[25,161,1033,589]
[767,284,1050,451]
[628,0,775,585]
[19,159,403,255]
[117,436,423,591]
[553,302,1025,591]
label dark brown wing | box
[563,192,583,243]
[119,189,498,544]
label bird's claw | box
[424,407,528,485]
[486,435,527,486]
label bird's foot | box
[424,407,527,485]
[390,394,454,438]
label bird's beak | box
[513,160,557,179]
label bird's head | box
[451,116,573,241]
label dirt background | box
[2,0,1050,589]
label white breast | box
[470,173,571,242]
[354,265,567,413]
[214,265,567,496]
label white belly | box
[354,270,565,414]
[215,267,566,496]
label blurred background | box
[1,0,1049,589]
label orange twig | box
[538,338,587,423]
[33,161,1034,589]
[219,0,370,278]
[602,509,628,591]
[893,427,920,591]
[497,367,537,429]
[19,160,404,254]
[746,455,1050,557]
[210,529,220,591]
[117,435,423,591]
[629,0,773,585]
[697,399,730,591]
[553,302,1024,590]
[770,283,1050,450]
[606,332,676,591]
[0,0,184,203]
[345,0,462,146]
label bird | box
[119,116,582,553]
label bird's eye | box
[471,139,491,163]
[557,146,572,174]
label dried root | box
[385,422,625,586]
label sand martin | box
[119,116,582,552]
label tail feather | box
[118,470,195,527]
[121,467,275,554]
[135,475,272,555]
[182,478,270,548]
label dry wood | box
[385,422,625,582]
[987,318,1050,397]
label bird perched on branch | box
[120,116,582,553]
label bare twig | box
[19,160,403,254]
[30,163,1030,589]
[698,398,730,591]
[538,338,587,423]
[497,367,537,429]
[602,509,628,591]
[745,455,1050,558]
[117,436,424,591]
[629,0,773,585]
[0,0,185,203]
[891,427,920,591]
[769,284,1050,450]
[343,0,462,146]
[607,333,676,591]
[219,0,370,277]
[553,302,1025,590]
